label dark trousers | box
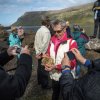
[52,80,60,100]
[37,59,49,88]
[94,18,100,39]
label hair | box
[41,16,50,27]
[11,26,17,33]
[66,21,70,26]
[52,19,66,29]
[73,24,80,31]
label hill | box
[13,3,94,35]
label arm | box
[0,54,32,99]
[60,53,74,100]
[60,70,74,100]
[14,54,32,97]
[60,52,86,100]
[0,51,13,66]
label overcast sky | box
[0,0,95,26]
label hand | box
[71,48,86,64]
[42,53,49,58]
[45,64,56,71]
[36,54,42,59]
[7,46,17,56]
[61,53,71,67]
[20,45,30,55]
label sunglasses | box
[54,27,65,33]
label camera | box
[14,45,22,54]
[16,47,21,54]
[66,51,75,60]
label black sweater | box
[0,51,32,100]
[60,59,100,100]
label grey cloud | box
[0,0,96,14]
[0,0,15,5]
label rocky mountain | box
[13,3,94,26]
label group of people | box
[0,1,100,100]
[34,15,99,100]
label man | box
[66,21,72,38]
[44,19,77,100]
[0,46,32,100]
[60,48,100,100]
[34,16,51,89]
[92,0,100,39]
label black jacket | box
[60,59,100,100]
[0,51,32,100]
[92,1,100,17]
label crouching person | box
[0,45,32,100]
[60,48,100,100]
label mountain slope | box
[13,3,94,34]
[13,3,94,26]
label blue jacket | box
[8,33,21,47]
[8,33,22,58]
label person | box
[44,19,77,100]
[60,48,100,100]
[8,26,22,59]
[17,26,25,42]
[8,26,22,47]
[91,0,100,39]
[34,16,51,89]
[71,24,89,56]
[49,20,55,37]
[66,21,72,38]
[71,24,89,77]
[0,45,32,100]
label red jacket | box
[46,33,78,71]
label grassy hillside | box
[13,3,94,35]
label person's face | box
[53,24,65,39]
[17,28,24,36]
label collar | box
[51,32,70,44]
